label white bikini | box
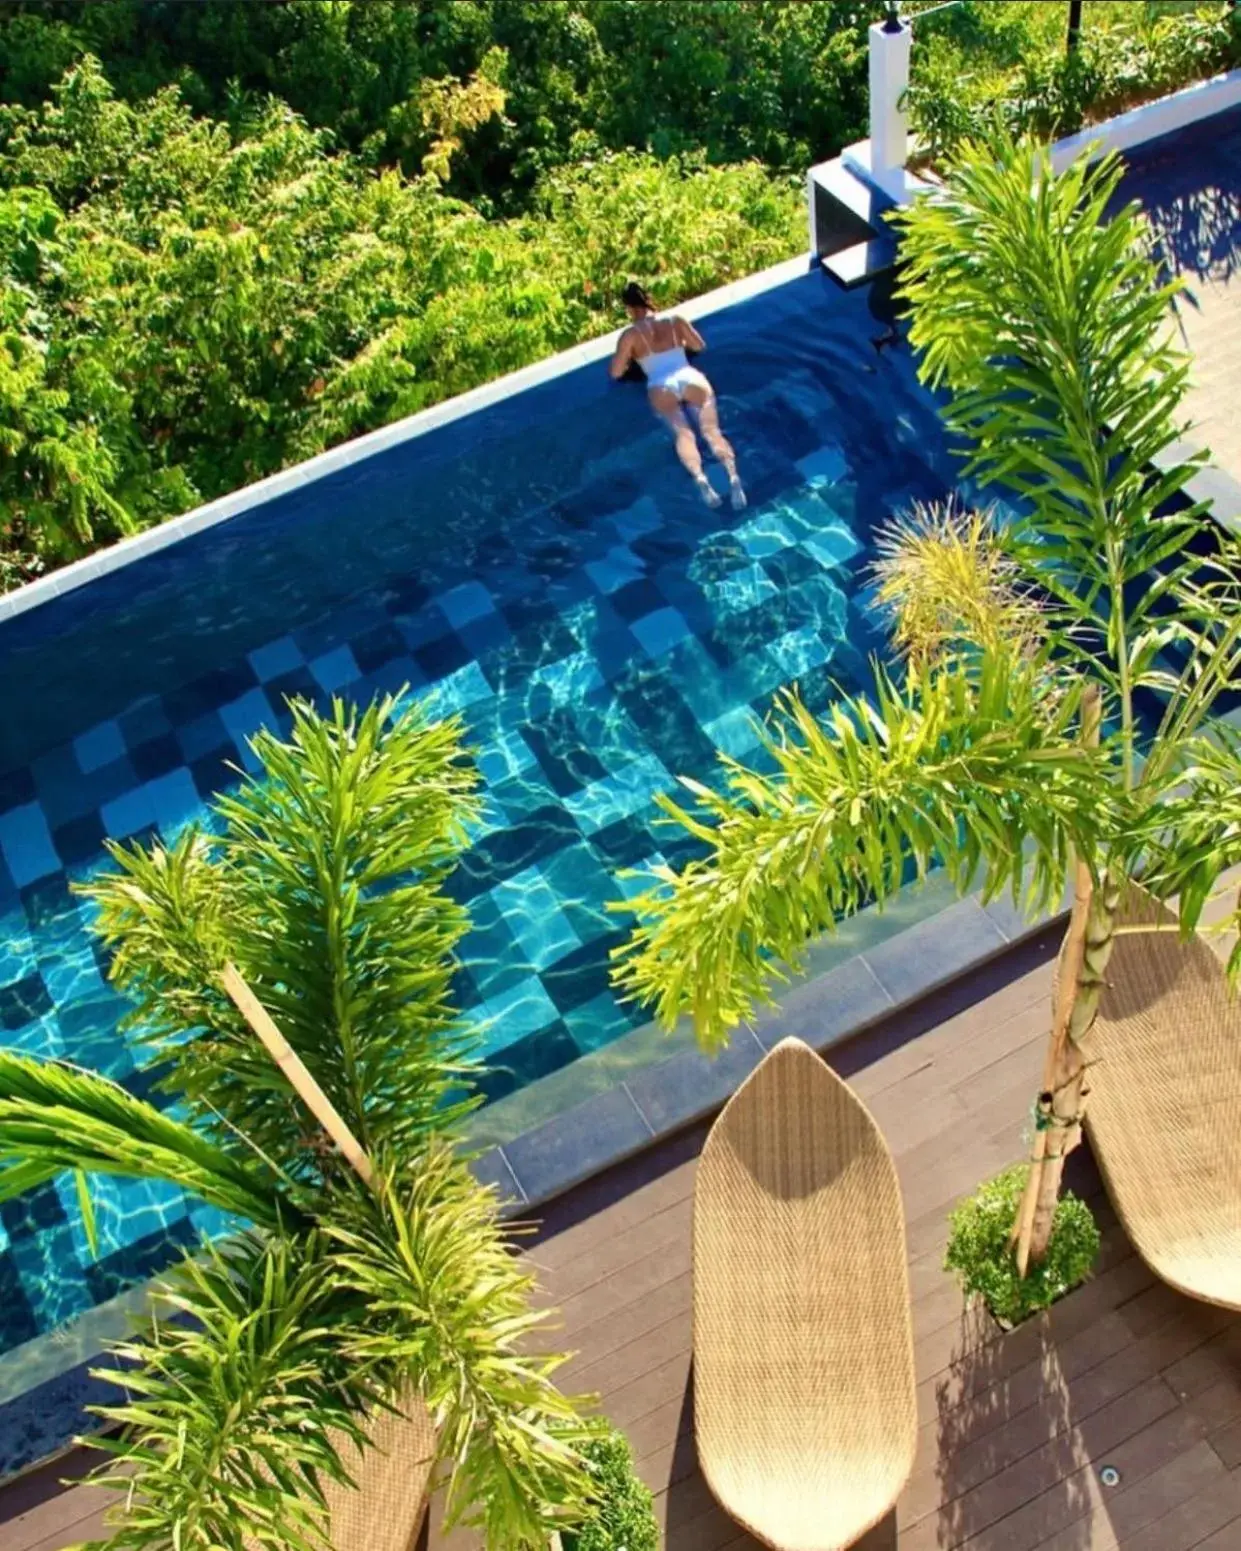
[633,317,712,401]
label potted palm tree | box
[0,696,594,1551]
[613,132,1241,1277]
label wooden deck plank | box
[1180,1508,1241,1549]
[1031,1438,1225,1551]
[559,1267,692,1388]
[22,1508,112,1551]
[900,1376,1184,1549]
[5,936,1241,1551]
[0,1450,113,1551]
[903,1312,1227,1530]
[1112,1462,1241,1549]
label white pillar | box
[869,15,912,176]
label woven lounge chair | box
[693,1037,917,1551]
[235,1394,434,1551]
[1084,886,1241,1311]
[321,1396,436,1551]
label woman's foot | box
[695,473,723,509]
[729,475,747,511]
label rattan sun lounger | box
[693,1037,917,1551]
[323,1394,436,1551]
[1084,886,1241,1311]
[324,1402,437,1551]
[237,1392,433,1551]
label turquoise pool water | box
[0,267,963,1358]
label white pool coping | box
[1049,65,1241,172]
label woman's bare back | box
[627,315,683,356]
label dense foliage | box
[0,697,596,1551]
[561,1426,660,1551]
[0,1,875,198]
[944,1165,1101,1326]
[0,53,802,587]
[5,3,1237,590]
[907,0,1240,162]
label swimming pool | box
[0,263,962,1360]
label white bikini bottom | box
[647,365,712,401]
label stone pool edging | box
[469,882,1064,1212]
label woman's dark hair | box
[622,281,654,310]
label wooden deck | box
[5,926,1241,1550]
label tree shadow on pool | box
[1115,120,1241,298]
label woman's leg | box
[685,386,745,508]
[649,388,720,505]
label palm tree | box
[0,696,593,1551]
[613,133,1241,1273]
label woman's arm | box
[609,328,636,380]
[675,316,706,352]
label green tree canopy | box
[0,1,874,196]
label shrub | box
[562,1426,659,1551]
[907,0,1237,164]
[0,0,874,195]
[944,1164,1100,1328]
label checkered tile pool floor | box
[0,312,959,1355]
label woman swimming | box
[609,281,746,510]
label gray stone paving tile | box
[861,897,1007,1007]
[626,1027,766,1133]
[751,953,894,1052]
[469,1145,526,1210]
[503,1085,652,1207]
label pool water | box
[0,267,962,1357]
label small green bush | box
[945,1164,1100,1328]
[907,1,1237,164]
[562,1426,659,1551]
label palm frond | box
[40,695,596,1551]
[0,1050,298,1229]
[1128,730,1241,979]
[85,1233,376,1551]
[893,132,1209,774]
[612,651,1119,1051]
[871,500,1046,666]
[1142,539,1241,780]
[83,694,483,1178]
[82,827,310,1158]
[326,1145,594,1551]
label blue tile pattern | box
[0,270,965,1364]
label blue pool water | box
[0,267,963,1357]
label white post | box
[806,165,818,257]
[869,14,912,178]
